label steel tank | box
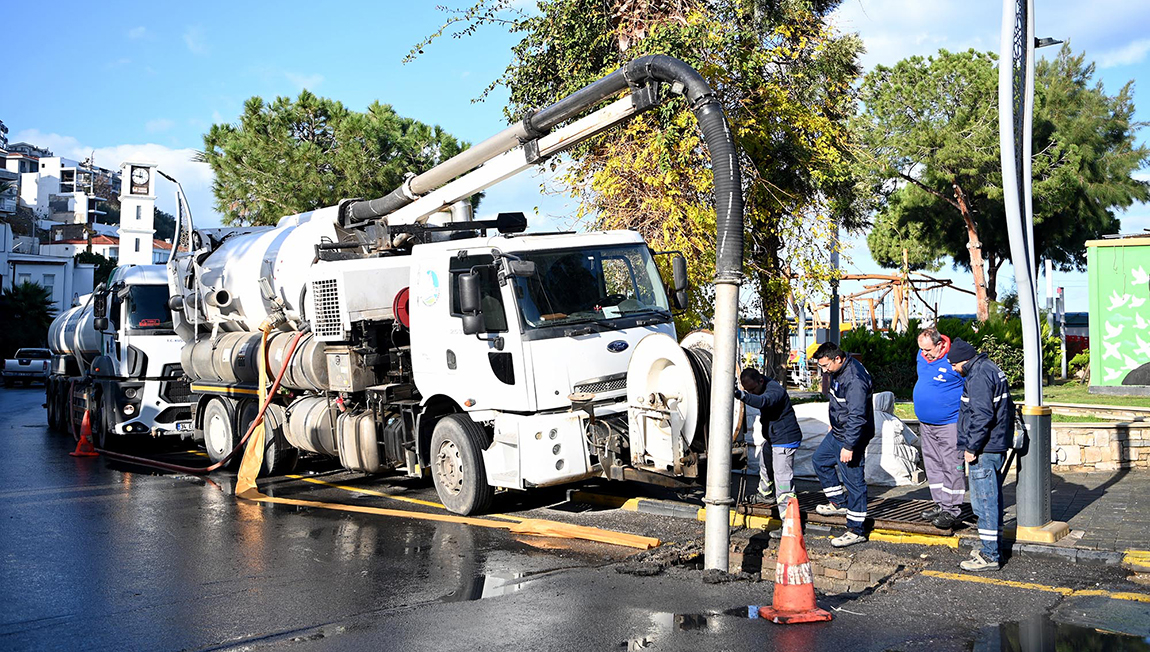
[192,206,341,331]
[47,304,101,366]
[181,331,328,391]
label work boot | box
[816,503,848,516]
[752,491,775,505]
[831,531,867,548]
[960,550,1000,572]
[931,511,961,530]
[921,505,944,521]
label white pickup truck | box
[2,348,51,387]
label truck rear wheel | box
[430,414,494,515]
[202,397,239,467]
[237,400,299,476]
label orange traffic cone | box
[69,410,99,458]
[759,496,832,624]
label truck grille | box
[574,373,626,395]
[312,278,343,338]
[160,364,192,404]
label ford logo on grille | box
[607,340,629,353]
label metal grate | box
[574,373,626,395]
[159,363,192,404]
[312,278,343,338]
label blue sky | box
[5,0,1148,316]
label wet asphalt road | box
[2,385,1149,652]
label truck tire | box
[90,387,117,451]
[237,400,299,476]
[430,414,494,515]
[202,397,239,468]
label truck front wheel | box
[430,414,494,515]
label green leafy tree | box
[415,0,867,379]
[857,46,1148,320]
[75,251,117,287]
[198,91,473,226]
[0,282,55,359]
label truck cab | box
[406,230,679,492]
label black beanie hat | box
[948,338,977,365]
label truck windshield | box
[511,244,671,332]
[126,285,174,332]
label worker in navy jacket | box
[734,367,802,505]
[811,341,874,548]
[914,326,967,530]
[949,338,1014,572]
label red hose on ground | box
[92,329,306,475]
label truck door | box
[409,250,532,413]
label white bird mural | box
[1124,355,1140,371]
[1137,314,1149,330]
[1110,291,1131,310]
[1105,322,1125,339]
[1132,296,1147,309]
[1103,341,1121,359]
[1136,335,1150,359]
[1133,266,1150,286]
[1104,367,1122,382]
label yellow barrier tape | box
[922,570,1150,603]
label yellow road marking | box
[869,529,960,548]
[1122,550,1150,572]
[184,450,209,458]
[285,474,528,523]
[922,570,1150,603]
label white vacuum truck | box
[46,264,193,448]
[168,55,745,513]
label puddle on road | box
[438,571,529,603]
[957,613,1150,652]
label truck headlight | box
[123,404,136,416]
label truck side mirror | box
[505,260,536,278]
[93,317,109,331]
[458,272,485,335]
[671,255,689,310]
[93,291,107,319]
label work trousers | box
[919,422,966,517]
[969,451,1005,562]
[813,433,868,535]
[753,444,797,503]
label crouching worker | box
[811,342,874,548]
[948,338,1013,572]
[733,368,802,505]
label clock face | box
[130,166,150,194]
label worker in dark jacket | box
[734,367,802,505]
[949,338,1014,572]
[811,341,874,548]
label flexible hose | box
[90,329,306,475]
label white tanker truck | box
[168,56,745,513]
[46,264,193,448]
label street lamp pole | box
[998,0,1068,543]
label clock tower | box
[117,161,158,267]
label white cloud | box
[145,119,175,133]
[13,128,221,228]
[285,72,324,90]
[1096,39,1150,69]
[127,26,147,40]
[183,25,208,55]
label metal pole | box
[828,221,840,345]
[999,0,1064,542]
[704,280,740,571]
[1058,288,1067,379]
[1045,258,1054,332]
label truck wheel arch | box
[416,395,463,469]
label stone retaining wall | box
[1052,423,1150,471]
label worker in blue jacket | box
[811,341,874,548]
[734,367,802,505]
[948,338,1014,572]
[914,326,967,530]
